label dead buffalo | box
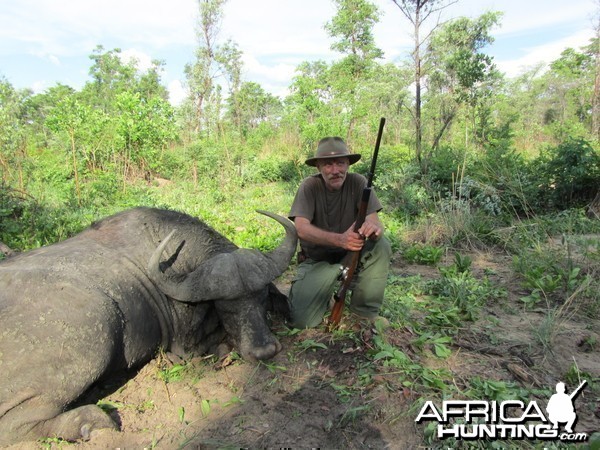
[0,206,297,445]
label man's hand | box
[358,213,384,242]
[294,213,384,252]
[339,223,365,251]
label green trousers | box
[288,237,392,328]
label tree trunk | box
[588,189,600,219]
[431,109,456,151]
[592,27,600,139]
[414,7,423,170]
[69,129,81,205]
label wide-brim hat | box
[305,137,361,167]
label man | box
[288,136,392,328]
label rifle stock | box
[329,117,385,328]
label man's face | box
[317,157,349,191]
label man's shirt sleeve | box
[289,176,316,222]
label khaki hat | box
[305,137,361,167]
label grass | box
[3,149,600,449]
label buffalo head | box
[147,210,297,361]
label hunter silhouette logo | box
[415,379,589,442]
[546,380,587,433]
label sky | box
[0,0,597,105]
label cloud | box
[168,79,187,106]
[222,0,335,60]
[31,80,50,94]
[48,55,61,66]
[497,29,594,77]
[486,0,596,37]
[120,49,155,72]
[1,0,596,98]
[0,0,196,57]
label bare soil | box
[5,240,600,450]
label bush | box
[473,144,539,217]
[242,156,297,184]
[535,138,600,209]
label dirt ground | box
[5,240,600,450]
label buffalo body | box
[0,207,297,444]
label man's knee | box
[362,237,392,272]
[378,236,392,255]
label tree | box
[85,46,137,113]
[326,0,383,75]
[217,40,244,133]
[284,61,342,144]
[545,47,594,139]
[426,11,502,150]
[391,0,457,169]
[226,82,281,137]
[0,77,28,186]
[114,92,177,180]
[184,0,233,136]
[326,0,384,135]
[592,0,600,139]
[83,45,169,118]
[22,84,75,148]
[46,95,91,203]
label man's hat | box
[305,137,361,167]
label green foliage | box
[413,332,453,358]
[535,138,600,209]
[242,155,298,184]
[158,364,186,383]
[0,183,109,249]
[403,243,444,265]
[200,399,211,417]
[563,363,593,387]
[372,334,451,391]
[296,339,328,352]
[0,77,27,181]
[466,377,529,402]
[426,263,506,324]
[512,235,596,313]
[227,82,282,137]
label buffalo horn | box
[147,211,297,301]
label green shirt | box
[289,173,383,262]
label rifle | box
[329,117,385,328]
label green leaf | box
[298,339,328,351]
[373,350,394,360]
[201,399,211,417]
[223,396,244,407]
[434,342,452,358]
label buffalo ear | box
[149,249,282,302]
[147,211,297,302]
[267,283,291,320]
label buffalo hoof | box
[38,404,118,443]
[247,339,282,361]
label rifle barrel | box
[367,117,386,188]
